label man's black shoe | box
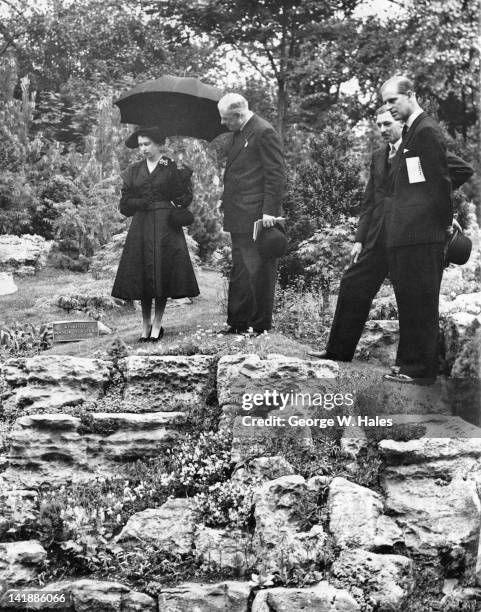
[307,349,350,362]
[217,326,247,335]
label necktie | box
[402,124,408,138]
[388,144,397,163]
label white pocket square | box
[404,148,409,153]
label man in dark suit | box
[308,105,403,362]
[217,93,286,335]
[309,82,473,384]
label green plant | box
[0,322,52,357]
[273,279,330,342]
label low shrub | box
[273,279,329,342]
[0,322,52,357]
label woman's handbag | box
[169,204,194,228]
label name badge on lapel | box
[406,157,426,183]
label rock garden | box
[0,219,480,611]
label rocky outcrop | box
[328,477,402,550]
[119,354,215,409]
[0,234,53,275]
[4,412,185,486]
[252,475,325,572]
[114,499,195,555]
[380,415,481,552]
[195,526,253,572]
[2,355,112,414]
[354,320,399,366]
[331,549,413,610]
[0,540,47,585]
[217,354,338,408]
[45,579,157,611]
[441,310,481,375]
[158,581,251,612]
[0,271,17,295]
[251,581,360,611]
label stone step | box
[0,579,156,611]
[119,354,216,409]
[0,540,47,586]
[2,355,112,414]
[2,412,186,487]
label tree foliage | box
[150,0,364,135]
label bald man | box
[217,94,286,335]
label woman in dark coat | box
[111,126,199,341]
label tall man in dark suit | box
[217,93,286,335]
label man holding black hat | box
[217,93,286,335]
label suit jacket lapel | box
[225,115,257,171]
[388,111,427,181]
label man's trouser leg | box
[227,233,252,330]
[326,247,389,360]
[389,243,444,379]
[228,233,277,332]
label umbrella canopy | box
[114,75,228,141]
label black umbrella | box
[114,75,228,141]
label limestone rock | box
[0,234,53,275]
[331,549,413,610]
[441,311,481,375]
[217,353,338,407]
[232,456,295,485]
[195,526,253,572]
[380,415,481,551]
[355,378,451,416]
[0,540,47,585]
[45,579,157,611]
[440,292,481,317]
[354,320,399,366]
[253,475,325,571]
[2,355,112,414]
[328,477,403,550]
[119,354,215,409]
[252,581,360,611]
[379,414,481,466]
[115,499,195,554]
[0,272,17,295]
[5,412,184,486]
[158,581,251,612]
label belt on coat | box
[144,201,172,211]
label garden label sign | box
[52,320,99,343]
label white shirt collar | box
[239,111,254,131]
[390,137,402,151]
[405,108,423,128]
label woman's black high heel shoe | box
[138,326,152,343]
[149,326,164,342]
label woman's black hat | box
[125,126,165,149]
